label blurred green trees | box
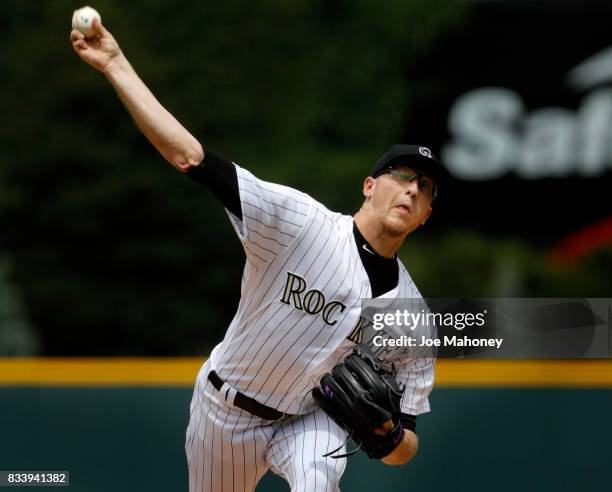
[0,257,39,355]
[400,231,612,298]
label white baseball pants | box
[185,361,348,492]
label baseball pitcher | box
[71,13,446,492]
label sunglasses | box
[381,168,438,200]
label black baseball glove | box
[312,345,405,460]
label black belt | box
[208,370,284,421]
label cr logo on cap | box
[418,146,432,158]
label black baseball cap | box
[371,144,450,185]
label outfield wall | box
[1,359,610,492]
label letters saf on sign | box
[403,1,612,241]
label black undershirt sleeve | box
[400,413,417,433]
[186,149,242,220]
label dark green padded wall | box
[1,388,610,491]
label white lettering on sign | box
[443,88,612,179]
[443,47,612,180]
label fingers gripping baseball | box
[70,14,122,73]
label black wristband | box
[399,413,417,433]
[391,420,405,445]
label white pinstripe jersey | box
[208,163,435,416]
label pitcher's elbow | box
[172,144,204,173]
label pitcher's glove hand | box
[312,345,404,459]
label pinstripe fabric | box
[266,411,347,492]
[186,361,347,492]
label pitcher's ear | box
[421,207,432,226]
[363,176,376,198]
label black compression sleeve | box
[186,149,242,220]
[399,413,417,433]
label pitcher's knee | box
[292,458,345,492]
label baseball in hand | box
[72,6,101,38]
